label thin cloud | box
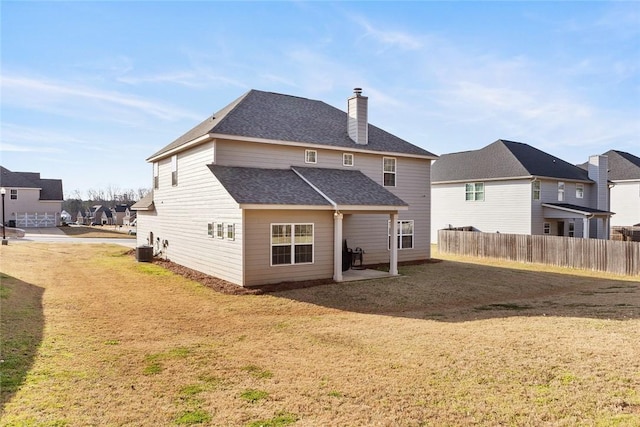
[353,16,423,51]
[1,74,202,122]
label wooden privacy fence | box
[438,230,640,276]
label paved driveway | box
[7,227,137,248]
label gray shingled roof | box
[0,166,63,200]
[543,203,613,215]
[432,140,591,183]
[209,165,331,206]
[131,192,155,210]
[293,166,407,206]
[603,150,640,180]
[209,165,408,207]
[149,90,436,160]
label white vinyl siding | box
[610,181,640,227]
[137,141,243,285]
[432,179,533,243]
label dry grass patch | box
[57,225,134,239]
[1,243,639,426]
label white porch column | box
[390,212,398,276]
[333,212,343,282]
[583,217,590,239]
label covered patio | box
[542,203,614,239]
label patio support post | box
[390,212,398,276]
[582,217,589,239]
[333,212,343,282]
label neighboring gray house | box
[133,89,437,287]
[603,150,640,231]
[89,205,113,225]
[431,140,612,243]
[0,166,63,227]
[112,204,133,226]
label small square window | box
[343,153,354,167]
[305,150,317,164]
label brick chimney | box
[347,88,368,145]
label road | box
[4,227,137,248]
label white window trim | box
[576,183,584,199]
[532,181,541,200]
[305,149,317,164]
[270,223,314,266]
[171,155,178,187]
[10,189,18,200]
[216,222,224,239]
[388,219,414,250]
[465,182,485,201]
[383,157,396,187]
[227,223,235,241]
[153,162,159,189]
[343,153,354,167]
[558,182,565,202]
[543,222,551,234]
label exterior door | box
[557,221,565,236]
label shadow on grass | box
[271,259,640,322]
[0,274,44,414]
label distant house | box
[0,166,63,228]
[133,89,437,287]
[600,150,640,241]
[112,204,132,226]
[89,205,113,225]
[61,210,73,223]
[431,140,613,243]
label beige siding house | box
[431,140,613,243]
[133,89,437,287]
[0,166,63,228]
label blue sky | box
[2,1,639,198]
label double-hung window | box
[216,223,224,239]
[465,183,484,201]
[558,182,565,201]
[543,222,551,234]
[576,183,584,199]
[171,155,178,186]
[271,224,314,265]
[532,181,541,200]
[10,189,17,200]
[388,220,414,250]
[383,157,396,187]
[153,163,159,189]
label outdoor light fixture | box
[1,187,7,245]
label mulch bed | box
[127,249,434,295]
